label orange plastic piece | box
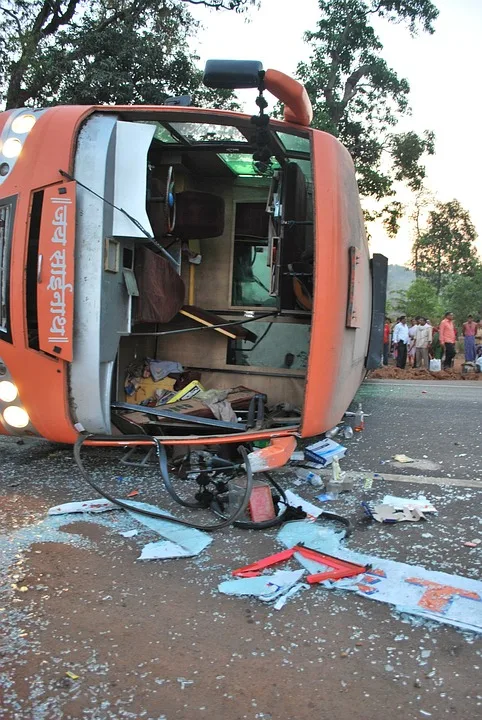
[246,436,297,473]
[232,547,295,578]
[405,578,481,613]
[264,69,313,126]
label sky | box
[190,0,482,266]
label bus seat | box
[174,190,225,240]
[134,246,185,324]
[147,181,225,241]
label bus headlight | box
[0,380,18,402]
[3,406,30,428]
[11,114,36,134]
[2,138,22,158]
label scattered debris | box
[65,671,79,680]
[48,498,212,559]
[218,569,306,602]
[138,540,192,560]
[283,490,324,519]
[126,500,212,558]
[305,438,347,466]
[231,545,367,585]
[48,498,118,515]
[119,529,139,538]
[273,582,309,610]
[277,520,482,633]
[393,454,414,464]
[362,502,425,523]
[464,539,481,548]
[381,495,437,514]
[294,468,323,488]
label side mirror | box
[203,59,263,89]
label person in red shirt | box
[439,311,456,370]
[383,316,391,366]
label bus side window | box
[25,190,44,350]
[0,196,16,344]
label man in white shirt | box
[415,317,432,368]
[393,315,409,369]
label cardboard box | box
[304,438,347,467]
[166,380,204,404]
[125,376,175,405]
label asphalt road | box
[0,380,481,720]
[346,380,482,481]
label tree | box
[386,278,442,321]
[410,186,435,273]
[412,199,481,294]
[296,0,438,233]
[404,277,442,321]
[0,0,256,109]
[441,270,482,328]
[386,288,407,319]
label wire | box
[125,311,278,337]
[242,322,273,351]
[73,435,254,532]
[59,169,179,268]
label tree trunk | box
[5,62,28,109]
[436,246,441,294]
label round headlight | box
[2,138,22,158]
[11,114,36,134]
[3,406,29,428]
[0,380,18,402]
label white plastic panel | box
[112,121,155,238]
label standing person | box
[408,317,419,367]
[430,325,443,361]
[393,315,409,369]
[415,317,432,368]
[439,311,457,370]
[476,319,482,360]
[462,314,477,362]
[383,317,391,366]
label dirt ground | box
[369,357,481,381]
[1,381,482,720]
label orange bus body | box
[0,77,384,458]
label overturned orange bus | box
[0,60,386,470]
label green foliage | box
[404,277,442,321]
[441,270,482,328]
[387,278,443,322]
[412,199,481,293]
[0,0,254,109]
[296,0,438,233]
[386,288,407,318]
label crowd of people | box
[382,313,482,371]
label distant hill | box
[387,264,415,294]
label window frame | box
[0,194,16,343]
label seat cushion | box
[134,246,185,324]
[175,191,225,239]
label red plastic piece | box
[248,485,276,523]
[232,545,367,585]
